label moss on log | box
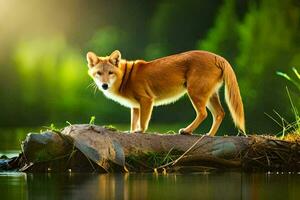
[1,124,300,173]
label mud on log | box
[1,124,300,172]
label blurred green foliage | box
[0,0,299,134]
[198,0,300,132]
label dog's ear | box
[86,52,99,67]
[109,50,121,66]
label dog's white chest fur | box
[103,90,139,108]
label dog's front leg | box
[138,98,153,133]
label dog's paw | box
[205,132,213,136]
[132,130,144,134]
[179,128,192,135]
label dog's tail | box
[222,60,245,133]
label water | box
[0,128,300,200]
[0,172,300,200]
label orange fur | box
[87,50,245,135]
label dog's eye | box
[97,72,102,76]
[108,71,113,75]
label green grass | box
[106,123,183,133]
[277,67,300,91]
[274,68,300,137]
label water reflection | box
[0,172,28,200]
[1,172,299,200]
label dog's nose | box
[102,83,108,90]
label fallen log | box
[1,124,300,173]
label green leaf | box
[89,116,96,125]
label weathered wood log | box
[1,124,300,173]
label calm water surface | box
[0,172,300,200]
[0,128,300,200]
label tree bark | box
[1,124,299,173]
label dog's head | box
[86,50,122,91]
